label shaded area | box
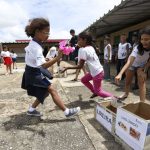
[3,112,76,137]
[88,118,123,150]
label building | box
[0,39,68,61]
[84,0,150,53]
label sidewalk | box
[55,61,150,150]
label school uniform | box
[1,51,12,65]
[103,44,112,79]
[11,53,17,62]
[78,46,113,98]
[21,40,52,104]
[129,46,150,71]
[117,42,130,79]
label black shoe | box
[90,93,98,98]
[27,110,42,117]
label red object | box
[3,57,12,65]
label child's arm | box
[126,44,130,59]
[115,56,135,84]
[144,58,150,73]
[62,59,85,73]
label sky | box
[0,0,122,42]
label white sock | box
[28,106,35,112]
[64,108,69,115]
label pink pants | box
[81,72,113,98]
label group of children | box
[22,17,150,118]
[0,45,18,75]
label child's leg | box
[124,70,134,96]
[8,64,12,73]
[6,65,9,74]
[137,74,146,102]
[48,85,80,117]
[27,99,41,116]
[15,62,17,69]
[116,59,121,75]
[93,72,113,98]
[31,99,41,108]
[81,73,95,93]
[48,85,66,111]
[13,62,14,69]
[104,61,110,79]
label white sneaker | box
[65,107,80,118]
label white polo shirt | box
[1,51,11,57]
[130,46,150,67]
[25,40,46,68]
[104,44,112,60]
[78,46,103,77]
[11,53,17,59]
[118,43,129,59]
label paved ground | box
[0,62,149,150]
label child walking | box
[11,50,18,69]
[63,32,117,99]
[21,18,80,117]
[1,45,12,75]
[115,26,150,102]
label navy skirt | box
[21,65,52,103]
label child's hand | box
[57,50,63,58]
[115,74,122,85]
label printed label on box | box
[96,105,113,132]
[116,108,148,150]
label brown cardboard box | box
[116,102,150,150]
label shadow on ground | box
[88,118,123,150]
[3,112,76,137]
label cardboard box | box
[115,102,150,150]
[95,100,120,135]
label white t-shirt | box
[25,40,46,68]
[130,46,150,67]
[104,44,112,60]
[11,53,17,58]
[46,49,57,59]
[118,43,130,59]
[78,46,103,77]
[1,51,11,57]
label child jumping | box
[21,18,80,117]
[62,32,117,100]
